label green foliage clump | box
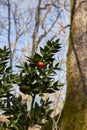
[0,39,63,130]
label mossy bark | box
[41,0,87,130]
[58,0,87,130]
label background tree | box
[41,0,87,129]
[0,0,70,66]
[58,0,87,130]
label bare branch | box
[37,10,62,44]
[32,0,41,55]
[7,0,12,70]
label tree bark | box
[58,0,87,130]
[41,0,87,129]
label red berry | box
[37,61,44,68]
[19,87,26,94]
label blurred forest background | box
[0,0,71,129]
[0,0,70,114]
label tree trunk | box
[41,0,87,130]
[59,0,87,130]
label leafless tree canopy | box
[0,1,70,127]
[0,0,70,67]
